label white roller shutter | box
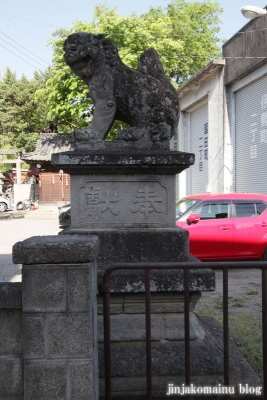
[189,104,209,194]
[235,74,267,193]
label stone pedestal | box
[52,142,218,398]
[52,145,194,264]
[52,145,194,230]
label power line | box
[0,20,48,40]
[0,31,49,67]
[1,11,267,37]
[0,15,46,44]
[0,30,49,65]
[121,51,267,60]
[0,11,61,28]
[0,43,44,71]
[0,37,47,68]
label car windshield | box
[176,198,199,220]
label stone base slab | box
[98,311,205,342]
[61,228,190,265]
[51,149,195,176]
[97,292,201,314]
[98,316,262,399]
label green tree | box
[0,68,49,153]
[38,0,222,134]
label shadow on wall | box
[0,254,21,282]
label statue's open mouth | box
[65,53,91,67]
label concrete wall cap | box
[12,235,99,265]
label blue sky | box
[0,0,265,79]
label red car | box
[176,193,267,261]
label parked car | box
[0,194,11,212]
[176,193,267,261]
[59,204,71,228]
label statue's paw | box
[118,130,134,141]
[118,128,147,141]
[72,128,97,141]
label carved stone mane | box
[64,32,179,143]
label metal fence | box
[99,261,267,399]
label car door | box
[232,201,267,259]
[185,201,233,260]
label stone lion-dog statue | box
[64,32,179,142]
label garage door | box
[189,104,209,194]
[235,74,267,193]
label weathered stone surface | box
[68,139,171,151]
[98,312,204,342]
[0,357,23,396]
[21,253,99,399]
[98,314,162,342]
[69,360,96,399]
[164,312,205,340]
[24,361,66,399]
[69,173,176,229]
[52,149,194,175]
[123,292,201,313]
[97,266,215,293]
[0,310,22,354]
[97,292,201,314]
[13,234,99,265]
[22,315,45,359]
[22,266,66,312]
[97,293,124,315]
[68,267,92,312]
[0,282,22,309]
[62,229,190,266]
[98,331,224,378]
[47,314,92,357]
[64,33,179,143]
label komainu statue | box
[64,32,179,142]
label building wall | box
[175,13,267,199]
[223,13,267,85]
[176,62,226,197]
[39,172,70,204]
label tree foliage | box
[37,0,223,134]
[0,68,50,154]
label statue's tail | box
[138,48,166,79]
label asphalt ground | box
[0,216,60,282]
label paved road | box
[0,218,61,282]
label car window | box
[192,202,229,220]
[233,202,266,218]
[176,198,199,219]
[256,202,266,215]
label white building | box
[173,11,267,199]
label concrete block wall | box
[1,269,218,399]
[2,233,217,399]
[0,283,23,399]
[12,234,100,400]
[22,263,98,400]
